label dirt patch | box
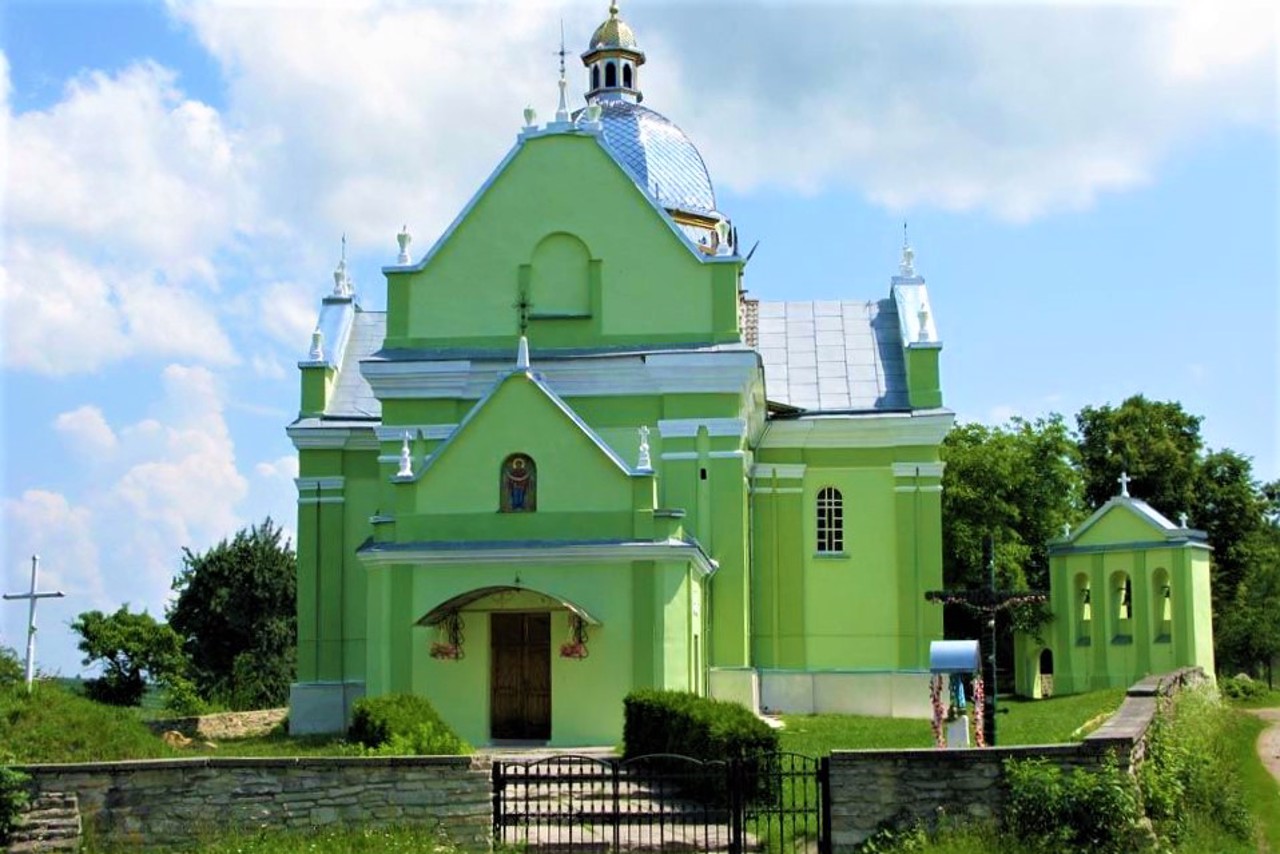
[1249,708,1280,787]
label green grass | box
[1,680,180,763]
[1227,687,1280,709]
[1232,711,1280,853]
[777,688,1125,755]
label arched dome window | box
[622,63,633,89]
[605,61,617,88]
[592,65,600,91]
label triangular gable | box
[397,367,643,515]
[1061,496,1189,549]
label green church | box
[287,3,953,744]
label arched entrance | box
[1039,648,1054,698]
[419,586,601,743]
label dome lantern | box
[582,2,645,104]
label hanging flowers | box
[973,673,986,747]
[559,614,590,660]
[929,673,946,748]
[430,612,465,660]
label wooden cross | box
[1117,471,1131,497]
[3,555,65,693]
[925,540,1046,746]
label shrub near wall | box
[622,690,778,760]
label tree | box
[942,415,1084,594]
[1076,395,1203,517]
[69,606,186,706]
[168,518,296,710]
[1215,527,1280,681]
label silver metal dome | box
[578,99,716,217]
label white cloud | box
[251,353,287,379]
[53,405,118,454]
[255,455,298,480]
[255,281,320,351]
[0,239,237,373]
[2,489,108,611]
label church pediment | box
[392,362,647,517]
[1058,496,1205,551]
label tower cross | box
[3,555,65,693]
[1117,471,1132,497]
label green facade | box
[1014,494,1216,698]
[287,4,952,744]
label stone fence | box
[14,755,491,850]
[827,666,1207,849]
[144,708,289,741]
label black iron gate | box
[492,752,830,853]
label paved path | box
[1252,708,1280,787]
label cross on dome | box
[1117,471,1132,497]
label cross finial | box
[397,432,413,478]
[1117,471,1132,497]
[554,20,571,123]
[513,286,533,336]
[899,221,916,277]
[1179,511,1189,528]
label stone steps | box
[6,792,81,853]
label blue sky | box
[1,1,1276,677]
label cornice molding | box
[759,412,954,450]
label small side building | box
[1015,482,1215,697]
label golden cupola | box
[582,2,645,103]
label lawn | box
[777,687,1126,755]
[82,825,468,853]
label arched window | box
[605,61,617,88]
[1152,569,1172,642]
[622,63,633,89]
[1110,571,1133,643]
[1075,573,1092,645]
[816,487,843,553]
[499,453,536,512]
[591,65,600,91]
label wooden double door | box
[490,612,551,741]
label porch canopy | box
[417,585,602,627]
[929,640,981,674]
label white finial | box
[637,425,652,470]
[333,234,353,297]
[899,223,916,278]
[516,335,530,371]
[1179,512,1189,528]
[309,326,324,361]
[1062,522,1071,538]
[1117,471,1132,497]
[524,105,537,127]
[555,21,571,124]
[396,225,412,265]
[714,219,732,256]
[916,303,931,342]
[585,101,603,123]
[397,432,413,478]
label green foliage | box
[1002,756,1146,853]
[0,764,29,845]
[1138,686,1252,843]
[0,679,179,763]
[0,647,23,688]
[70,606,186,707]
[347,694,468,756]
[1217,674,1268,702]
[160,672,211,717]
[941,415,1083,595]
[622,689,779,761]
[168,518,297,710]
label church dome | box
[589,2,638,50]
[579,99,717,217]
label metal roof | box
[326,310,385,418]
[756,299,910,413]
[576,99,717,216]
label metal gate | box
[492,752,830,853]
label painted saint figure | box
[500,454,536,512]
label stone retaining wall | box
[144,708,289,740]
[14,756,491,850]
[827,666,1206,849]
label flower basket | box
[559,641,589,660]
[430,642,463,660]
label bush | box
[1139,685,1252,842]
[347,694,468,756]
[1003,757,1146,853]
[1218,673,1267,702]
[622,690,778,761]
[0,765,29,845]
[0,648,23,688]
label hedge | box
[347,693,469,756]
[623,689,778,760]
